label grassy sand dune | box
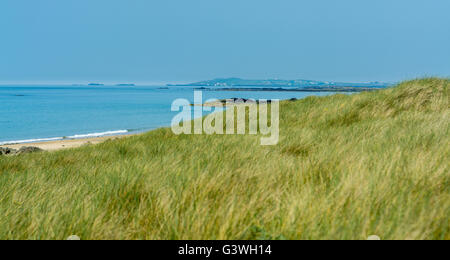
[0,78,448,240]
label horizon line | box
[0,77,401,86]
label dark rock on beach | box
[0,147,17,155]
[0,146,43,156]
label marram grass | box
[0,78,448,240]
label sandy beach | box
[0,134,135,151]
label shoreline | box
[0,90,368,152]
[0,134,137,151]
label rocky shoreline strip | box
[0,146,43,156]
[191,97,300,107]
[194,87,383,92]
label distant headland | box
[168,77,390,92]
[168,77,390,88]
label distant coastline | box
[194,86,382,92]
[168,77,391,89]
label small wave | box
[0,137,63,146]
[0,130,129,145]
[67,130,128,139]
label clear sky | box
[1,0,449,84]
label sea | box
[0,85,335,145]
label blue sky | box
[1,0,449,84]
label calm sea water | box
[0,85,335,144]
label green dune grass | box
[0,78,448,240]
